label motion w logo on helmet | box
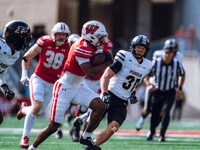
[85,25,99,34]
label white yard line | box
[0,128,200,137]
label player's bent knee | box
[108,121,119,134]
[110,125,118,133]
[48,121,61,133]
[89,98,106,112]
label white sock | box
[23,113,36,137]
[58,126,62,131]
[82,132,92,139]
[22,106,31,115]
[139,116,144,122]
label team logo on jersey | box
[129,70,142,78]
[61,49,66,52]
[0,63,8,69]
[47,46,52,49]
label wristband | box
[132,91,136,95]
[22,56,28,62]
[22,69,28,77]
[178,87,182,91]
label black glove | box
[0,84,15,100]
[103,51,113,62]
[102,92,111,109]
[129,91,138,104]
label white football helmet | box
[68,34,80,46]
[82,20,108,49]
[51,22,70,46]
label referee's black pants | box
[150,89,176,137]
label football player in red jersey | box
[28,20,112,150]
[55,33,81,139]
[17,22,71,149]
[69,39,113,142]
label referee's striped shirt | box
[150,57,185,91]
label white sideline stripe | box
[0,128,200,138]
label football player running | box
[83,35,152,150]
[0,20,31,125]
[55,33,81,139]
[69,39,113,142]
[28,20,112,150]
[17,22,71,148]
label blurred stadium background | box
[0,0,200,120]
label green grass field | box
[0,117,200,150]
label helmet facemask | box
[54,33,69,46]
[51,22,70,46]
[131,46,147,59]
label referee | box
[145,39,185,142]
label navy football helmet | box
[130,35,150,59]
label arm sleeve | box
[109,60,122,74]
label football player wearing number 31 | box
[83,35,152,150]
[17,22,71,148]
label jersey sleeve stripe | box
[74,50,92,56]
[118,52,125,57]
[76,48,92,54]
[116,55,125,61]
[37,39,44,46]
[115,52,125,61]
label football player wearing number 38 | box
[83,35,152,150]
[17,22,71,148]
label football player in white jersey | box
[136,38,182,131]
[0,20,31,125]
[17,22,71,148]
[83,35,152,150]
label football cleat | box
[69,126,80,142]
[55,130,63,139]
[146,131,154,141]
[158,136,166,142]
[74,117,83,127]
[82,146,92,150]
[19,136,29,148]
[80,135,101,150]
[17,102,27,120]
